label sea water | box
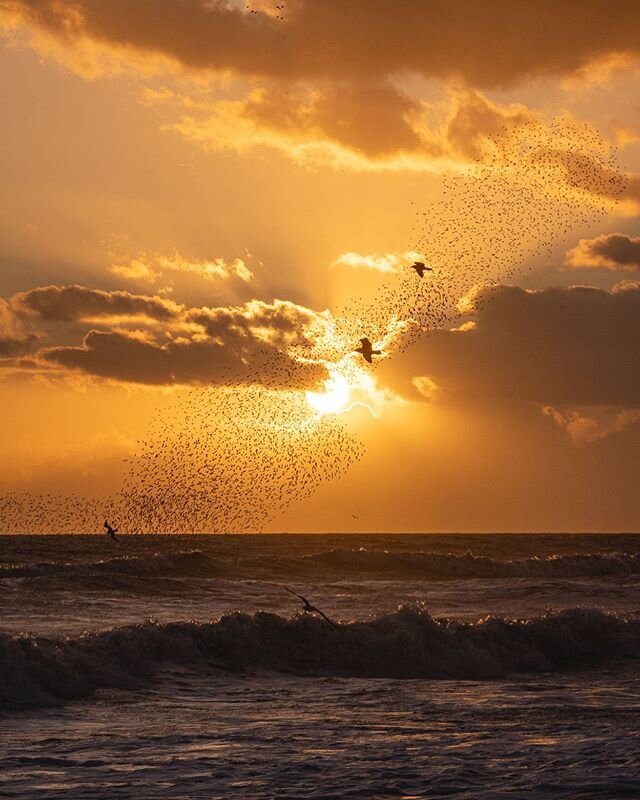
[2,534,640,799]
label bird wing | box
[360,337,370,346]
[316,609,337,628]
[284,586,307,603]
[363,352,372,363]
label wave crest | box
[305,548,640,579]
[2,606,640,708]
[0,549,216,580]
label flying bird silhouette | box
[284,586,336,628]
[103,520,119,542]
[411,261,432,277]
[354,337,381,364]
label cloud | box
[40,327,327,388]
[12,284,183,323]
[611,119,640,147]
[167,87,539,172]
[242,82,425,160]
[8,286,331,388]
[3,0,640,88]
[542,405,640,444]
[111,251,253,283]
[0,297,39,358]
[565,233,640,272]
[0,333,38,358]
[333,251,423,274]
[382,283,640,410]
[444,90,535,160]
[186,298,326,349]
[5,1,632,184]
[3,283,333,388]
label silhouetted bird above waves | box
[103,520,119,542]
[284,586,336,628]
[411,261,432,277]
[354,337,381,364]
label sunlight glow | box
[306,374,351,415]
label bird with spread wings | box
[284,586,337,628]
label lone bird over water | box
[354,337,381,364]
[103,520,119,542]
[411,261,432,278]
[284,586,336,628]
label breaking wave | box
[3,606,640,708]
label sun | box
[306,373,351,415]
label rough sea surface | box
[2,533,640,799]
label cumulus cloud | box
[12,284,183,323]
[7,285,330,388]
[41,327,326,388]
[3,0,640,88]
[383,283,640,410]
[186,298,325,349]
[565,233,640,272]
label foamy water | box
[2,534,640,799]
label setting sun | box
[305,373,351,415]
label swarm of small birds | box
[0,118,627,534]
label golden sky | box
[1,0,640,532]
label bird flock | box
[0,118,627,534]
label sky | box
[1,0,639,533]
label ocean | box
[2,533,640,799]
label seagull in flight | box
[411,261,432,278]
[103,520,119,542]
[284,586,336,628]
[354,337,381,364]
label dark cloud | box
[243,82,424,159]
[383,283,640,407]
[0,333,37,357]
[445,91,533,160]
[5,0,640,88]
[565,233,640,271]
[17,289,330,388]
[0,297,38,358]
[40,328,327,388]
[13,284,183,322]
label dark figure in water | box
[103,520,119,542]
[285,586,336,628]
